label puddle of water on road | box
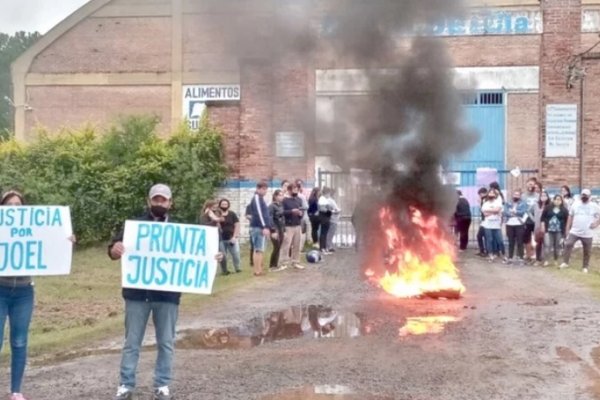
[177,305,365,350]
[260,385,393,399]
[177,305,462,350]
[398,315,461,337]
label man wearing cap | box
[560,189,600,273]
[107,184,187,400]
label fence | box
[317,168,541,247]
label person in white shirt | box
[560,189,600,273]
[318,187,337,255]
[326,189,341,252]
[481,189,504,261]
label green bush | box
[0,115,228,245]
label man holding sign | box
[108,184,221,400]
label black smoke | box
[228,0,478,236]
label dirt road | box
[4,250,600,400]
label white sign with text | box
[546,104,577,158]
[0,206,73,276]
[121,221,219,294]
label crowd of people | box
[243,179,341,276]
[454,177,600,273]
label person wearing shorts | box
[248,181,273,276]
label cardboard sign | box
[121,221,219,294]
[0,206,73,276]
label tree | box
[0,31,41,139]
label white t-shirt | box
[569,201,600,238]
[481,198,503,230]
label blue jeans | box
[484,228,504,256]
[0,284,34,393]
[219,239,241,273]
[250,227,266,252]
[120,300,178,389]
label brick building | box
[10,0,600,213]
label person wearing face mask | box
[108,184,222,400]
[522,177,540,262]
[481,188,504,262]
[530,190,550,266]
[503,189,528,264]
[217,198,241,275]
[541,194,569,266]
[560,189,600,273]
[280,183,306,270]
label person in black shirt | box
[268,190,286,271]
[280,183,306,269]
[454,190,472,251]
[218,198,241,275]
[476,187,488,256]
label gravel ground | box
[3,249,600,400]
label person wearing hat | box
[108,184,222,400]
[560,189,600,273]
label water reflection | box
[260,385,393,399]
[177,305,364,350]
[398,316,460,337]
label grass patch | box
[1,244,271,360]
[551,247,600,298]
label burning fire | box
[368,206,465,298]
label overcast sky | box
[0,0,90,35]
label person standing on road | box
[530,190,550,266]
[541,194,569,266]
[454,190,472,252]
[318,187,338,255]
[248,181,274,276]
[217,198,241,275]
[560,189,600,273]
[503,189,528,264]
[110,184,177,400]
[522,178,540,262]
[109,184,221,400]
[295,179,310,253]
[280,183,306,270]
[268,189,286,272]
[326,188,341,252]
[0,191,74,400]
[475,187,489,257]
[481,189,504,262]
[308,187,321,248]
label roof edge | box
[11,0,113,77]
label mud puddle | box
[177,305,364,350]
[177,304,462,350]
[260,385,393,399]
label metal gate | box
[318,169,540,247]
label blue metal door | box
[449,92,506,186]
[449,92,505,184]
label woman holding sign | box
[0,190,32,400]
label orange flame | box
[369,206,465,298]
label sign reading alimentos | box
[183,85,241,129]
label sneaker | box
[321,250,332,255]
[559,263,570,269]
[153,386,172,400]
[543,261,549,267]
[293,263,306,270]
[221,271,231,276]
[10,394,27,400]
[583,268,589,274]
[114,386,133,400]
[270,265,288,272]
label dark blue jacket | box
[108,212,181,305]
[248,193,272,229]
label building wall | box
[14,0,600,194]
[506,93,540,171]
